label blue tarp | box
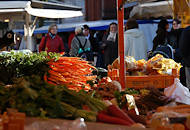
[13,19,173,51]
[13,19,173,34]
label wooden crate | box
[108,69,177,89]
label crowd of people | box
[21,18,189,90]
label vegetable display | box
[0,51,187,129]
[0,75,105,121]
[46,57,96,91]
[0,51,59,84]
[135,88,173,115]
[97,105,135,126]
[110,54,181,76]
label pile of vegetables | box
[115,88,173,115]
[0,51,96,91]
[0,75,138,126]
[46,57,96,91]
[0,51,59,84]
[0,75,106,121]
[91,77,121,100]
[97,105,135,126]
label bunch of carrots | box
[44,57,96,91]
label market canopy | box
[129,0,173,19]
[25,7,82,19]
[0,0,82,21]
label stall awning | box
[0,0,81,10]
[25,7,82,18]
[129,1,173,19]
[0,1,82,21]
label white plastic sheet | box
[25,7,83,19]
[164,78,190,105]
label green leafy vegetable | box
[0,51,60,84]
[0,75,105,121]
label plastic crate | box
[108,69,177,89]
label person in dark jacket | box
[101,22,118,68]
[168,19,183,62]
[179,26,190,89]
[83,25,99,65]
[39,24,64,53]
[94,30,105,67]
[83,25,99,54]
[153,19,169,51]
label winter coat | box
[70,35,91,57]
[168,29,182,49]
[168,28,183,62]
[124,28,148,60]
[89,34,99,54]
[102,33,118,67]
[179,26,190,67]
[153,28,168,51]
[39,33,64,53]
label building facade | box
[60,0,86,23]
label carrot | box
[58,57,80,60]
[49,64,65,69]
[54,62,73,66]
[48,70,62,76]
[82,64,96,69]
[79,60,89,63]
[44,74,47,82]
[97,112,132,126]
[48,72,64,80]
[107,105,135,125]
[50,67,67,73]
[47,80,57,86]
[47,77,60,84]
[48,75,66,82]
[46,56,96,91]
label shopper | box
[153,18,169,51]
[70,26,93,61]
[168,19,183,62]
[95,31,105,67]
[124,18,148,60]
[101,22,118,68]
[179,25,190,89]
[39,24,64,53]
[83,25,99,64]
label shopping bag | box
[164,78,190,105]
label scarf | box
[49,32,56,39]
[107,32,116,42]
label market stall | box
[0,0,190,130]
[0,50,189,130]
